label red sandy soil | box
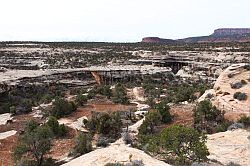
[0,113,38,133]
[157,104,195,131]
[49,127,77,160]
[0,135,18,166]
[0,113,42,166]
[0,101,136,165]
[69,102,136,120]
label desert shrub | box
[84,112,122,139]
[230,82,243,89]
[75,94,88,106]
[241,80,247,85]
[42,157,56,166]
[105,160,144,166]
[13,120,53,166]
[19,99,33,113]
[138,110,162,135]
[71,132,92,157]
[145,97,155,107]
[96,85,112,98]
[233,92,247,101]
[9,106,16,115]
[112,84,129,104]
[154,101,172,123]
[215,121,233,132]
[238,116,250,127]
[40,94,54,104]
[130,160,144,166]
[160,125,209,165]
[137,134,160,155]
[51,97,77,118]
[227,123,245,130]
[165,83,204,103]
[0,102,11,114]
[105,163,124,166]
[243,64,250,70]
[87,85,113,99]
[228,73,234,78]
[122,132,132,144]
[193,100,226,133]
[96,137,109,147]
[226,162,242,166]
[46,116,67,137]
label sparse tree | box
[160,125,209,165]
[75,94,88,106]
[71,132,92,156]
[155,101,172,123]
[139,110,162,135]
[13,121,53,166]
[112,84,129,104]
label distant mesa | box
[142,28,250,43]
[141,37,177,44]
[212,28,250,36]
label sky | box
[0,0,249,42]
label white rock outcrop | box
[207,129,250,166]
[0,113,12,125]
[62,144,170,166]
[0,130,17,140]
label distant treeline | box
[1,41,250,52]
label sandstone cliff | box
[213,28,250,36]
[141,28,250,43]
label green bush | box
[96,137,109,147]
[75,94,88,106]
[138,110,162,135]
[122,132,132,144]
[230,82,243,89]
[226,161,242,166]
[241,80,247,85]
[160,125,209,165]
[9,106,16,115]
[51,97,77,118]
[243,64,250,70]
[46,116,67,137]
[215,121,233,132]
[193,100,226,133]
[85,112,122,139]
[112,84,129,104]
[71,132,92,157]
[238,116,250,127]
[13,121,53,166]
[96,85,112,98]
[87,85,112,99]
[154,102,172,124]
[233,92,247,101]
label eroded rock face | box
[206,129,250,166]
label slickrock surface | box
[0,130,17,140]
[207,129,250,166]
[62,143,170,166]
[0,113,12,125]
[213,63,250,120]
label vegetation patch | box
[237,116,250,127]
[233,92,248,101]
[84,111,123,139]
[193,100,232,134]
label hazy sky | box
[0,0,249,42]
